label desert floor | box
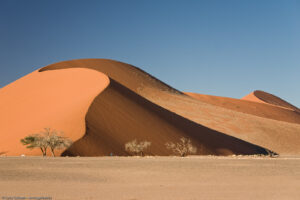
[0,156,299,200]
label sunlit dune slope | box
[0,68,109,156]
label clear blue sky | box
[1,0,299,107]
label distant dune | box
[185,92,300,124]
[1,59,299,156]
[242,90,300,112]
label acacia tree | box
[21,134,48,156]
[125,139,151,156]
[165,137,197,157]
[20,128,72,157]
[45,128,73,157]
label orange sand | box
[1,59,300,156]
[0,68,109,155]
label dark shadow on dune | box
[62,79,272,157]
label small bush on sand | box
[21,128,73,157]
[165,137,197,157]
[125,139,151,156]
[265,149,279,158]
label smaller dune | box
[242,90,299,112]
[185,92,300,124]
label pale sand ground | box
[0,156,299,200]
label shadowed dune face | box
[0,68,109,156]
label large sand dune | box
[1,59,299,156]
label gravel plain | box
[0,156,299,200]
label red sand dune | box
[242,90,299,112]
[185,92,300,124]
[1,59,300,156]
